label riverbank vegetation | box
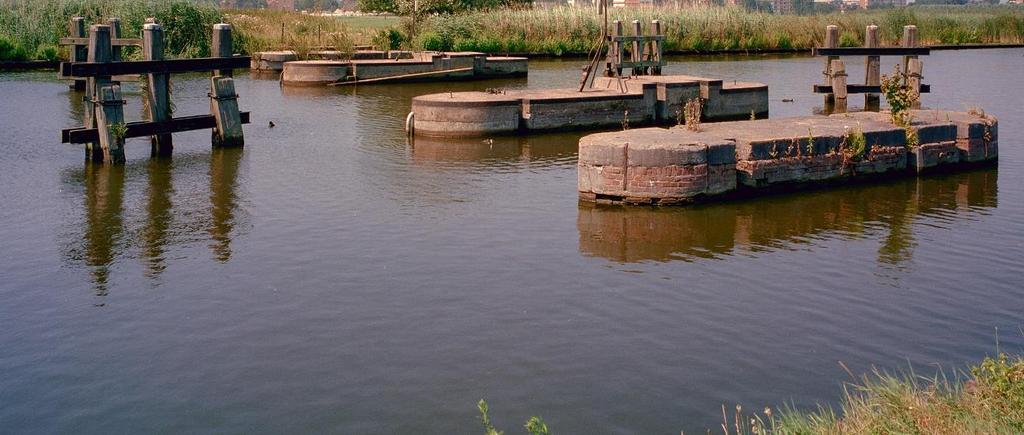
[2,1,1024,61]
[480,352,1024,434]
[411,6,1024,54]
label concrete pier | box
[578,109,998,205]
[280,52,527,86]
[410,75,769,137]
[250,51,298,71]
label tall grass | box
[719,353,1024,434]
[224,9,356,56]
[413,5,1024,54]
[0,0,223,60]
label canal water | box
[1,49,1022,434]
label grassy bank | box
[481,353,1024,434]
[413,6,1024,55]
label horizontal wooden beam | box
[60,56,251,77]
[62,112,251,143]
[812,47,931,56]
[59,37,142,47]
[813,84,931,94]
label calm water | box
[2,49,1023,434]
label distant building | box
[267,0,296,9]
[773,0,794,13]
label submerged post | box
[95,84,126,164]
[864,25,880,111]
[68,17,87,91]
[86,24,113,162]
[823,25,839,107]
[143,23,172,156]
[830,59,847,113]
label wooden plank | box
[812,47,930,56]
[63,112,251,143]
[60,37,142,47]
[813,84,931,94]
[60,56,251,77]
[210,76,244,147]
[610,35,665,42]
[95,84,126,163]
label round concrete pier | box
[410,92,522,137]
[578,128,737,205]
[251,51,298,71]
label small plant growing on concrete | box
[749,109,756,121]
[806,128,815,156]
[881,64,920,147]
[842,124,867,162]
[684,98,703,132]
[621,110,629,130]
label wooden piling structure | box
[61,22,250,160]
[612,20,623,77]
[864,25,880,111]
[143,23,172,156]
[823,25,839,106]
[68,17,87,91]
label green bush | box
[35,44,59,61]
[0,34,28,60]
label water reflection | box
[81,164,126,296]
[63,148,245,295]
[578,169,998,264]
[409,133,581,165]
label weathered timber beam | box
[59,56,251,77]
[813,84,930,94]
[62,112,251,143]
[610,35,666,42]
[60,37,142,46]
[812,47,930,56]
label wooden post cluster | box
[607,20,666,78]
[62,22,249,163]
[816,24,928,113]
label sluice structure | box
[577,110,998,205]
[280,52,527,86]
[409,75,768,137]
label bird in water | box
[268,121,276,128]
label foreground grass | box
[762,353,1024,434]
[480,353,1024,434]
[414,5,1024,55]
